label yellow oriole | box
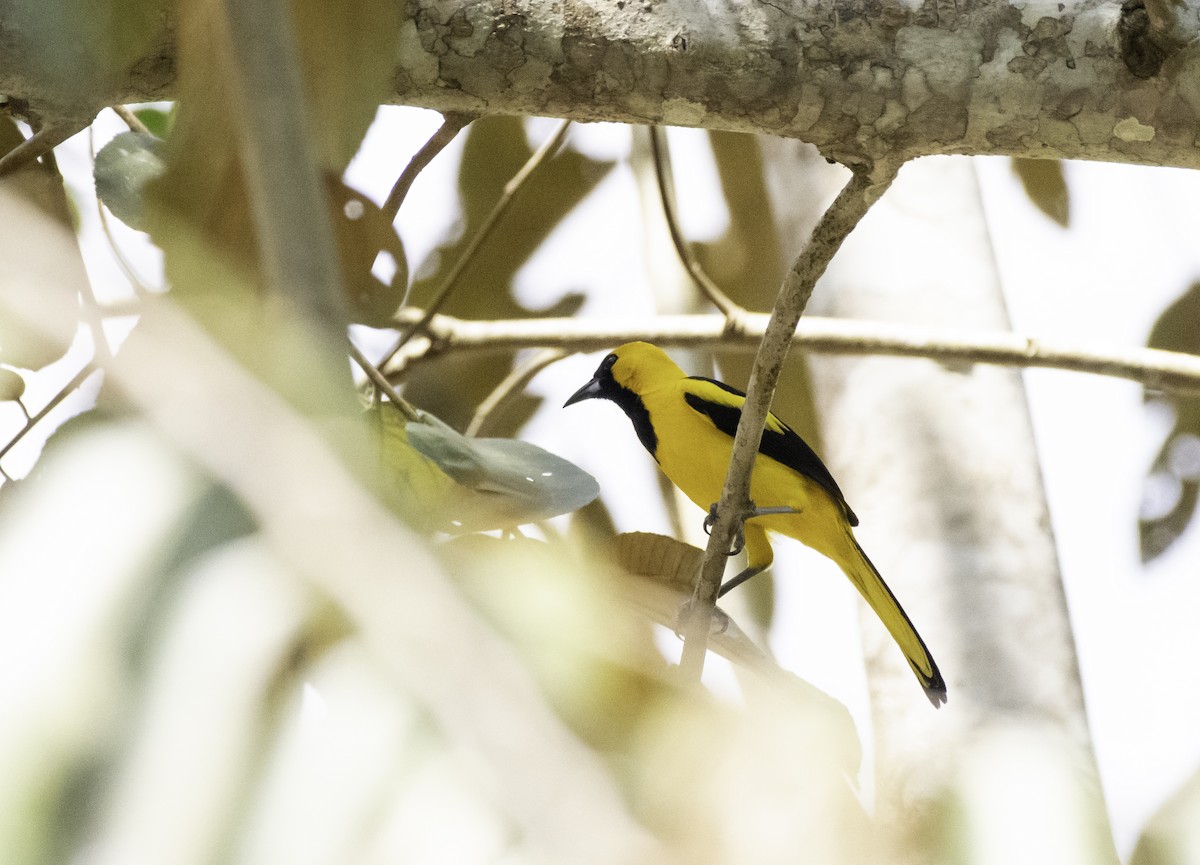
[565,341,946,706]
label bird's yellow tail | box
[833,535,947,706]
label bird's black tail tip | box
[923,675,948,708]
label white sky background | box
[39,105,1200,856]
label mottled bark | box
[3,0,1200,169]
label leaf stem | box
[348,341,420,421]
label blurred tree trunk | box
[762,149,1118,860]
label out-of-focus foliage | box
[94,131,165,231]
[289,0,398,174]
[325,177,408,326]
[373,401,457,532]
[1141,281,1200,562]
[1012,157,1070,227]
[400,117,612,434]
[406,409,599,530]
[0,403,877,865]
[4,0,1196,858]
[1131,765,1200,865]
[0,117,80,371]
[134,105,173,139]
[144,0,397,421]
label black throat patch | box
[607,382,658,460]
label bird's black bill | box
[564,377,604,407]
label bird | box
[564,341,947,706]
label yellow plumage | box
[566,341,946,706]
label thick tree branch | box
[4,1,1200,169]
[384,310,1200,396]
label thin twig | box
[96,197,155,296]
[0,364,99,464]
[72,131,114,363]
[0,118,91,177]
[90,122,156,296]
[383,309,1200,396]
[382,112,476,225]
[348,341,420,421]
[678,162,901,681]
[466,347,566,437]
[377,119,573,369]
[111,104,152,135]
[648,126,741,319]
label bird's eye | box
[601,354,617,371]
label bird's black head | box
[563,353,619,407]
[563,351,658,456]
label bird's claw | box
[703,501,751,556]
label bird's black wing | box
[683,376,859,526]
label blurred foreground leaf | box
[0,117,80,370]
[289,0,398,173]
[0,420,207,865]
[134,106,174,139]
[1131,762,1200,865]
[1141,282,1200,562]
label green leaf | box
[133,106,174,139]
[374,402,457,533]
[0,117,82,370]
[405,412,600,532]
[94,131,166,231]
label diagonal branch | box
[378,118,573,368]
[677,162,901,680]
[381,111,476,224]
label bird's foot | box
[703,500,757,556]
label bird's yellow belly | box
[653,411,840,553]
